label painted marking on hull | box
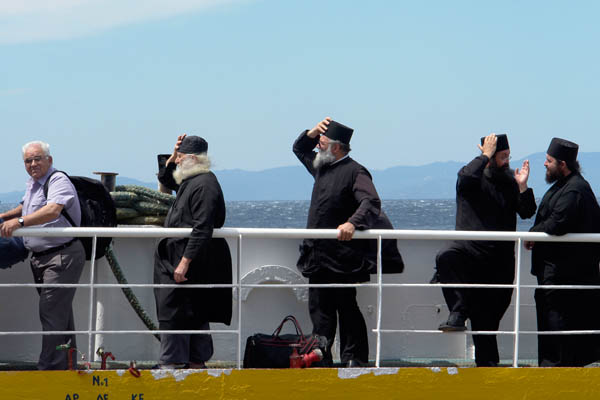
[338,367,400,379]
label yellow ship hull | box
[2,367,600,400]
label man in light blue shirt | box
[0,141,85,370]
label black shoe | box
[476,361,499,367]
[438,312,467,332]
[314,358,333,368]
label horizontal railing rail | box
[13,226,600,242]
[6,226,600,369]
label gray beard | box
[313,147,336,169]
[173,154,211,184]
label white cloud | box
[0,0,241,44]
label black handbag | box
[243,315,324,368]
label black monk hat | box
[324,120,354,145]
[480,134,509,154]
[178,135,208,154]
[547,137,578,163]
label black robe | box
[435,155,537,366]
[293,131,403,282]
[154,163,232,327]
[453,155,537,259]
[530,171,600,366]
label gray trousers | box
[159,321,213,364]
[30,240,85,370]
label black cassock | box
[436,155,537,366]
[293,132,404,280]
[293,131,403,365]
[154,164,232,329]
[530,171,600,366]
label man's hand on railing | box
[337,222,355,241]
[0,219,19,238]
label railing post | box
[512,238,523,368]
[375,235,383,368]
[87,235,98,364]
[236,234,243,369]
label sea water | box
[226,199,535,231]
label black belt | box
[31,239,78,258]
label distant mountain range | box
[2,152,600,202]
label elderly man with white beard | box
[293,117,403,367]
[153,134,232,369]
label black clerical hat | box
[179,136,208,154]
[547,137,578,163]
[324,120,353,144]
[480,134,509,154]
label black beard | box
[489,156,508,172]
[487,161,513,182]
[545,169,561,184]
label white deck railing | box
[9,226,600,369]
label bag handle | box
[43,170,77,227]
[271,315,305,339]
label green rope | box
[105,244,160,342]
[105,185,171,340]
[115,185,175,205]
[112,186,174,226]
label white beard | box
[313,146,336,169]
[173,154,211,184]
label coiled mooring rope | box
[105,244,160,341]
[111,185,174,226]
[104,185,176,341]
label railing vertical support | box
[236,234,243,369]
[512,238,523,368]
[87,235,98,364]
[375,235,383,368]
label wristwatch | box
[18,217,24,227]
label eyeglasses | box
[24,156,47,165]
[496,155,512,162]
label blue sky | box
[1,0,599,192]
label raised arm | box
[456,134,497,192]
[158,134,187,192]
[292,117,331,177]
[514,160,537,219]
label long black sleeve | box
[456,155,489,193]
[293,130,319,177]
[530,189,580,235]
[183,179,220,260]
[517,188,537,220]
[158,162,180,192]
[348,171,381,230]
